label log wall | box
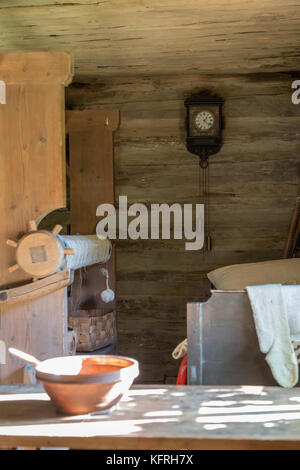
[1,0,300,383]
[1,0,300,77]
[67,72,300,383]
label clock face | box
[189,105,220,137]
[194,111,215,130]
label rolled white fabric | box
[61,235,111,270]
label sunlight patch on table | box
[0,417,179,437]
[144,410,182,417]
[196,411,300,424]
[129,389,167,396]
[0,394,49,402]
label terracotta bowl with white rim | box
[8,348,139,415]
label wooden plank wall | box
[66,110,118,314]
[66,72,300,383]
[1,1,300,77]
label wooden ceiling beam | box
[0,51,73,84]
[0,1,299,77]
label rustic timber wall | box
[66,72,299,383]
[1,0,300,78]
[1,0,300,383]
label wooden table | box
[1,384,300,450]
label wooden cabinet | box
[0,52,73,383]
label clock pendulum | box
[196,152,211,254]
[202,162,211,252]
[184,93,224,252]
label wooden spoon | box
[8,348,40,367]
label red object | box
[176,355,187,385]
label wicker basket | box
[69,309,116,352]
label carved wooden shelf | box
[0,270,71,307]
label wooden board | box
[0,52,73,383]
[66,110,118,314]
[0,289,68,384]
[0,1,300,77]
[67,72,300,383]
[0,270,71,383]
[0,51,73,84]
[0,270,70,307]
[0,52,72,289]
[2,384,300,449]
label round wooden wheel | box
[7,221,74,279]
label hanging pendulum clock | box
[184,93,224,251]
